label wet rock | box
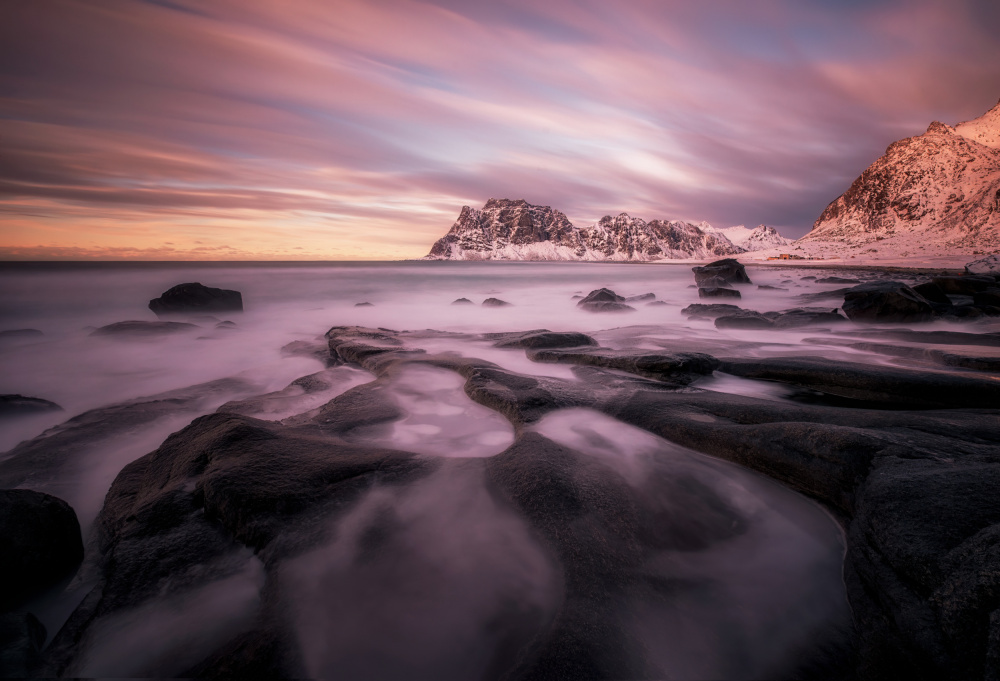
[489,330,597,349]
[798,287,854,303]
[90,320,199,337]
[913,282,952,305]
[577,288,623,304]
[482,297,512,307]
[719,356,1000,409]
[842,281,934,323]
[645,300,669,307]
[579,301,636,312]
[698,287,741,299]
[451,298,474,305]
[0,329,43,339]
[966,254,1000,277]
[527,347,719,385]
[772,308,849,329]
[0,489,84,611]
[831,329,1000,347]
[715,312,775,330]
[281,339,334,366]
[757,284,787,291]
[0,612,46,678]
[0,394,62,418]
[940,306,984,320]
[974,289,1000,307]
[932,276,996,296]
[802,276,817,280]
[698,276,733,289]
[681,303,745,318]
[354,302,374,307]
[149,282,243,317]
[624,292,655,302]
[692,258,751,286]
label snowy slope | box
[702,224,792,251]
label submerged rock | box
[842,281,934,323]
[692,258,752,286]
[0,394,62,417]
[681,303,744,318]
[489,330,597,349]
[715,312,775,329]
[451,298,474,305]
[482,297,512,307]
[0,329,43,339]
[90,320,199,337]
[354,302,374,307]
[149,282,243,318]
[624,292,655,302]
[577,288,634,312]
[0,489,84,611]
[816,276,861,284]
[698,287,741,299]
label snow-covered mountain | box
[800,100,1000,256]
[701,224,792,251]
[426,198,750,261]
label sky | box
[1,0,999,260]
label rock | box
[842,281,934,323]
[757,284,787,291]
[577,289,634,312]
[624,293,655,302]
[799,287,855,303]
[947,295,975,307]
[90,320,199,337]
[681,303,745,318]
[802,276,817,280]
[966,254,1000,276]
[148,282,243,318]
[527,347,719,385]
[489,331,597,349]
[0,329,43,339]
[354,302,374,307]
[482,298,512,307]
[913,282,952,305]
[939,306,984,320]
[646,300,670,307]
[451,298,474,305]
[0,489,84,611]
[0,612,46,678]
[933,276,997,295]
[772,308,849,328]
[816,276,861,284]
[715,313,775,330]
[698,287,741,299]
[692,258,752,286]
[0,394,62,418]
[698,276,733,289]
[974,290,1000,307]
[215,320,238,330]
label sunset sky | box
[2,0,999,260]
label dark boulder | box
[149,282,243,318]
[842,281,933,323]
[772,308,849,329]
[577,289,634,312]
[91,320,199,337]
[974,289,1000,308]
[0,612,46,678]
[624,292,655,302]
[0,394,62,418]
[698,276,733,289]
[758,284,788,291]
[451,298,474,305]
[692,258,751,286]
[490,331,597,349]
[698,287,741,299]
[932,276,996,296]
[0,489,84,611]
[482,298,512,307]
[681,303,745,318]
[715,312,775,330]
[354,302,374,307]
[913,282,952,305]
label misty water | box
[3,260,992,678]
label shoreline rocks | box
[149,283,243,318]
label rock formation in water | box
[425,198,747,261]
[803,100,1000,254]
[149,283,243,317]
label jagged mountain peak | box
[804,99,1000,253]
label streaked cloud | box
[1,0,998,259]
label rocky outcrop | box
[692,258,752,286]
[842,281,935,323]
[576,288,635,312]
[0,489,83,611]
[425,199,744,261]
[804,101,1000,253]
[0,394,62,418]
[90,320,199,337]
[149,283,243,317]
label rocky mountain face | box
[426,198,751,261]
[803,100,1000,253]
